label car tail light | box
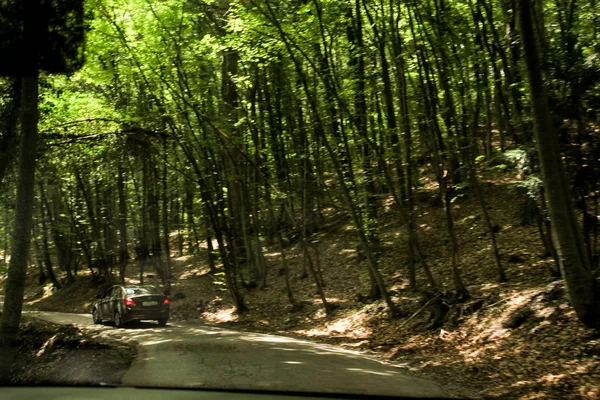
[125,298,136,307]
[163,298,170,305]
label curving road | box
[22,310,449,398]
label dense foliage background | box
[1,0,600,326]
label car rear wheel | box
[92,308,102,324]
[115,311,125,328]
[157,318,168,327]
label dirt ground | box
[9,316,136,385]
[11,173,600,399]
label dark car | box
[92,285,170,327]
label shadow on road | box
[101,321,168,330]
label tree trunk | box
[117,165,128,282]
[0,77,21,187]
[148,163,166,287]
[161,143,171,294]
[41,178,73,283]
[518,0,600,331]
[0,72,39,382]
[38,188,61,288]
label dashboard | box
[0,386,448,400]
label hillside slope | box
[9,174,600,399]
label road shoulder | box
[10,316,136,385]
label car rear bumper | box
[123,307,169,321]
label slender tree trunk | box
[268,199,295,305]
[42,178,74,283]
[117,164,128,282]
[3,206,10,263]
[33,233,47,286]
[162,143,171,294]
[0,77,20,187]
[148,164,165,286]
[39,188,61,288]
[471,168,506,282]
[205,215,217,274]
[184,181,199,254]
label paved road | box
[23,310,448,398]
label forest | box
[1,0,600,397]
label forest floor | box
[8,171,600,399]
[6,315,136,385]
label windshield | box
[1,0,600,398]
[125,287,160,296]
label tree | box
[518,0,600,331]
[0,71,40,383]
[0,0,86,381]
[3,0,600,338]
[0,78,21,186]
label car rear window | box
[125,287,161,295]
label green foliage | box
[503,149,529,172]
[212,272,228,292]
[487,164,509,174]
[515,175,544,202]
[460,215,478,224]
[3,0,598,318]
[485,149,533,176]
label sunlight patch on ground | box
[196,239,220,250]
[420,180,439,191]
[36,335,60,357]
[295,328,333,337]
[346,368,393,377]
[453,282,572,383]
[419,360,444,368]
[25,285,58,306]
[383,196,395,212]
[294,312,371,339]
[390,279,411,292]
[179,267,210,280]
[511,380,533,388]
[437,329,456,341]
[171,255,192,262]
[539,374,566,384]
[312,308,327,320]
[419,224,432,231]
[245,335,302,344]
[326,315,372,338]
[506,288,544,307]
[202,306,238,323]
[141,338,172,346]
[271,347,297,352]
